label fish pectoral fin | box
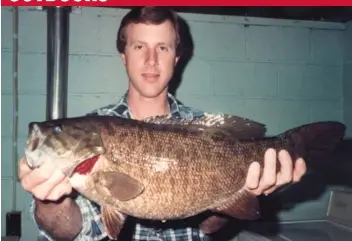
[199,215,228,234]
[101,205,126,240]
[101,171,145,201]
[213,189,261,220]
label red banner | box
[2,0,352,7]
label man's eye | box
[159,46,168,52]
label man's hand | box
[18,157,72,201]
[245,148,307,196]
[19,157,84,240]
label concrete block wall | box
[1,7,350,241]
[344,21,352,136]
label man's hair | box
[116,7,182,56]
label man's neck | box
[127,89,170,120]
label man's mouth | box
[142,73,159,79]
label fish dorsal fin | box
[143,113,267,140]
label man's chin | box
[138,86,168,99]
[140,91,166,99]
[129,78,169,98]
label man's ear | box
[174,56,180,66]
[120,53,126,65]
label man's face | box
[120,20,179,98]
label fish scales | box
[91,122,248,219]
[23,114,346,239]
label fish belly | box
[98,127,250,220]
[109,154,246,220]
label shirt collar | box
[114,91,181,118]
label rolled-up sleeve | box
[31,195,107,241]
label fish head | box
[24,119,105,176]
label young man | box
[18,7,307,241]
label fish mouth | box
[25,123,46,169]
[27,135,41,152]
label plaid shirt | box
[32,92,213,241]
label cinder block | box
[243,99,311,135]
[16,137,27,161]
[67,55,128,95]
[2,52,46,95]
[343,63,352,138]
[189,21,246,61]
[18,10,46,53]
[304,65,343,99]
[310,100,343,123]
[1,52,12,94]
[18,53,46,94]
[343,64,352,100]
[17,95,46,137]
[345,22,352,62]
[67,94,120,117]
[245,25,284,61]
[176,59,211,95]
[1,94,14,138]
[99,16,123,55]
[281,26,310,62]
[70,13,102,54]
[1,138,14,178]
[278,65,304,99]
[278,64,342,100]
[310,29,344,64]
[1,8,13,51]
[210,62,278,98]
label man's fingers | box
[46,178,72,201]
[20,162,57,191]
[245,161,261,190]
[276,149,293,185]
[264,152,306,195]
[293,158,307,182]
[18,156,73,201]
[246,149,307,197]
[263,185,278,196]
[257,148,277,191]
[18,157,31,180]
[31,169,66,200]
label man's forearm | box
[34,196,83,241]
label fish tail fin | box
[280,121,346,170]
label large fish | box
[24,113,346,239]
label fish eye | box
[53,125,62,133]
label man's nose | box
[146,49,157,66]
